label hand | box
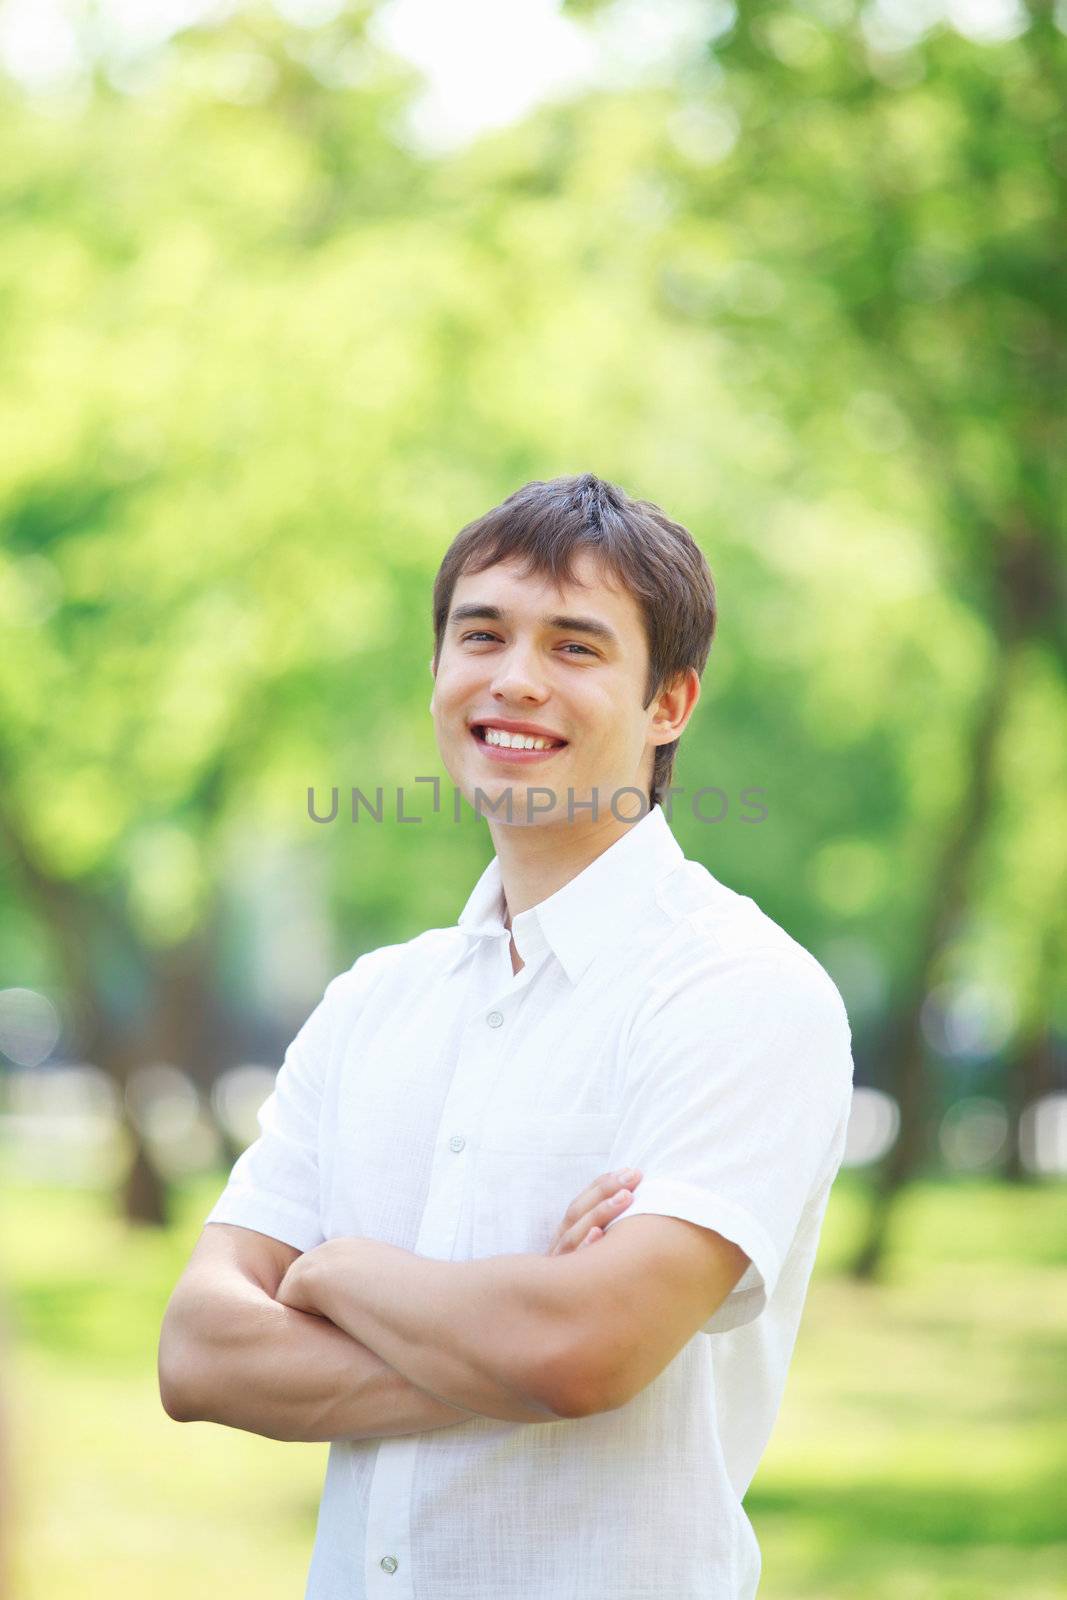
[275,1246,330,1316]
[544,1167,643,1256]
[274,1255,306,1309]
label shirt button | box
[380,1555,398,1574]
[449,1134,466,1153]
[487,1010,504,1028]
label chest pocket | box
[472,1111,619,1258]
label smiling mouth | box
[471,725,569,754]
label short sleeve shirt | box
[204,802,855,1600]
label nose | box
[489,638,549,705]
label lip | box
[470,718,569,743]
[469,724,569,763]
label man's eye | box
[461,634,594,656]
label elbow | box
[158,1305,210,1423]
[522,1278,632,1420]
[546,1327,640,1418]
[530,1337,621,1421]
[541,1368,621,1420]
[159,1379,193,1424]
[158,1339,207,1423]
[158,1355,197,1422]
[543,1381,601,1421]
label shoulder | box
[326,925,468,1010]
[299,930,466,1057]
[633,865,853,1076]
[650,858,848,1014]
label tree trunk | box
[0,787,180,1225]
[850,523,1053,1278]
[849,643,1012,1278]
[1003,916,1063,1182]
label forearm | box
[281,1239,575,1422]
[162,1276,480,1443]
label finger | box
[558,1186,635,1254]
[546,1169,643,1256]
[560,1168,644,1233]
[576,1227,602,1250]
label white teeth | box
[482,727,560,751]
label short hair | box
[431,472,716,809]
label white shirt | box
[205,801,855,1600]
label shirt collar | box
[456,802,685,985]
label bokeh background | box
[1,0,1065,1595]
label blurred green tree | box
[0,0,1062,1251]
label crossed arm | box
[274,1237,603,1422]
[158,1226,559,1442]
[160,1232,599,1440]
[160,1213,750,1442]
[276,1216,749,1424]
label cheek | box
[434,664,476,713]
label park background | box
[0,0,1064,1594]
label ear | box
[650,668,700,746]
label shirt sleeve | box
[601,948,854,1334]
[202,966,353,1253]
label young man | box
[159,473,854,1600]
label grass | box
[748,1174,1067,1598]
[0,1165,1064,1598]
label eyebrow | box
[448,603,620,649]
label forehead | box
[450,550,645,640]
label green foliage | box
[0,2,1063,1060]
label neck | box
[493,801,652,926]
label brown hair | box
[431,473,716,809]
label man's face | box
[430,551,665,827]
